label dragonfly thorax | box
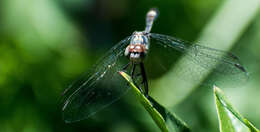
[124,31,149,63]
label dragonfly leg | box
[131,63,145,94]
[131,64,136,78]
[140,62,149,97]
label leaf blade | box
[119,71,190,132]
[214,86,260,132]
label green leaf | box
[214,86,260,132]
[119,71,190,132]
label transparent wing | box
[149,33,248,86]
[62,36,131,123]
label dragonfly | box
[61,8,248,123]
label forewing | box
[149,33,248,86]
[62,37,131,123]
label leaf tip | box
[118,71,127,78]
[213,85,223,95]
[118,71,124,75]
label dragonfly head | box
[124,31,149,63]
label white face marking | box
[130,53,135,58]
[136,46,141,49]
[135,54,140,58]
[130,45,135,49]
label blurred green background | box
[0,0,259,131]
